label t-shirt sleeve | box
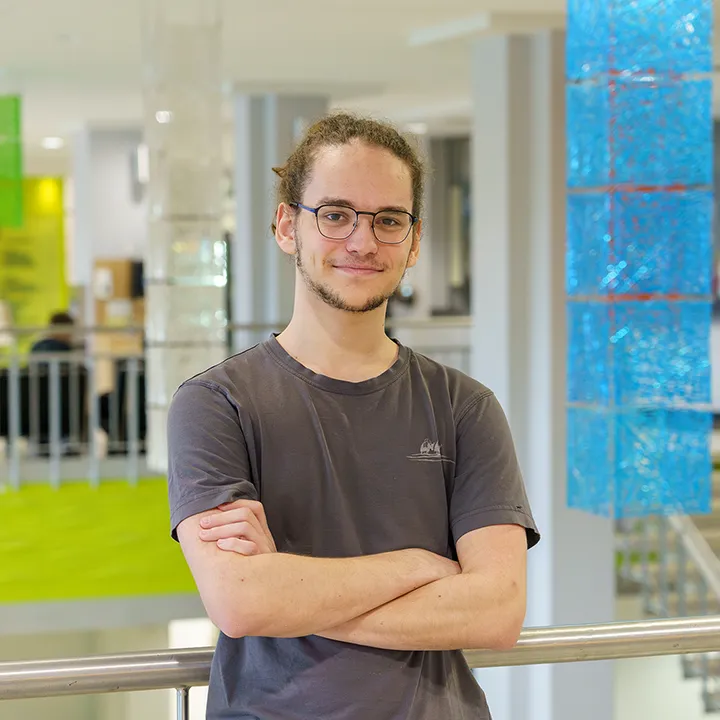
[450,390,540,549]
[167,380,257,541]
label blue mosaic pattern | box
[566,0,713,518]
[568,408,712,516]
[567,407,613,516]
[567,0,712,79]
[568,79,712,188]
[568,302,711,408]
[567,83,610,188]
[567,303,612,406]
[567,192,713,296]
[566,1,609,80]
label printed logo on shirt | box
[407,439,455,464]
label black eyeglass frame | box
[289,202,418,245]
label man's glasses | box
[290,203,417,245]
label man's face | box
[290,141,420,314]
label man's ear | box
[406,218,422,269]
[275,203,297,256]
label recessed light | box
[41,137,65,150]
[155,110,173,124]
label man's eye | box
[321,209,353,223]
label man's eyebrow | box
[315,197,412,214]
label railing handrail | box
[2,616,720,701]
[0,317,473,338]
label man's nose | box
[345,214,378,254]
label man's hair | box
[272,113,426,233]
[49,311,74,327]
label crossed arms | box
[177,500,528,652]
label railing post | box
[86,358,100,487]
[48,358,61,488]
[176,687,190,720]
[69,359,80,451]
[126,357,139,486]
[28,360,38,453]
[641,517,652,613]
[658,515,669,615]
[677,531,687,617]
[8,350,21,489]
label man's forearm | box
[316,572,525,651]
[221,549,454,639]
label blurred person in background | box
[168,113,540,720]
[30,311,76,354]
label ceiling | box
[0,0,714,174]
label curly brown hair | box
[271,112,426,234]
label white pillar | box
[470,32,615,720]
[142,0,227,472]
[231,94,328,351]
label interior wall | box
[70,128,146,318]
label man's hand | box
[199,499,277,556]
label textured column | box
[142,0,227,472]
[566,1,713,516]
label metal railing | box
[0,349,149,487]
[2,617,720,718]
[617,500,720,711]
[1,319,472,486]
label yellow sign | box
[0,177,68,354]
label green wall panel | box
[0,95,23,228]
[0,479,196,603]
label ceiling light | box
[155,110,173,124]
[41,137,65,150]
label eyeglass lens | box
[316,205,411,244]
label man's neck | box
[276,293,398,383]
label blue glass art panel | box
[567,83,609,188]
[612,301,711,407]
[615,409,711,516]
[612,192,712,295]
[566,0,609,79]
[567,303,612,406]
[567,192,712,296]
[567,407,612,516]
[611,78,712,186]
[611,1,712,75]
[567,0,711,78]
[567,194,609,295]
[567,408,711,517]
[568,79,712,189]
[566,0,712,517]
[568,301,711,408]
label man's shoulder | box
[180,341,278,396]
[406,347,494,414]
[31,338,71,353]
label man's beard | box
[295,234,406,314]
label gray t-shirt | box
[168,336,540,720]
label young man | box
[30,311,76,354]
[168,113,540,720]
